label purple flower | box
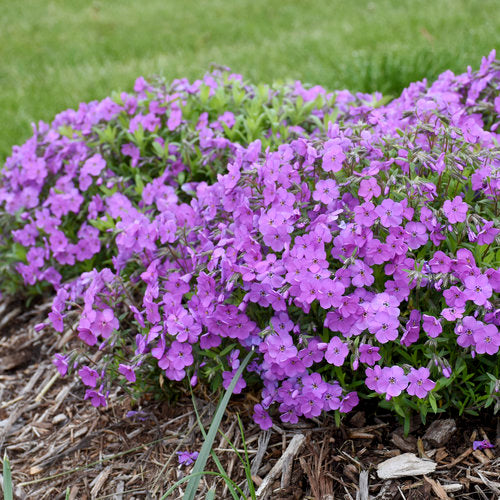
[359,344,381,365]
[401,310,421,347]
[168,341,194,370]
[322,145,345,172]
[313,179,340,204]
[253,404,273,430]
[428,251,451,273]
[456,316,480,348]
[365,365,383,391]
[422,314,442,338]
[222,369,246,394]
[443,196,468,223]
[271,313,294,335]
[369,311,399,343]
[405,222,428,249]
[473,323,500,355]
[177,451,199,466]
[378,366,408,399]
[320,382,340,411]
[78,366,99,387]
[94,309,119,339]
[121,143,141,167]
[354,201,377,227]
[358,177,381,201]
[53,354,69,376]
[464,274,492,306]
[406,367,435,398]
[339,391,359,413]
[84,389,107,407]
[118,364,136,383]
[302,372,327,397]
[325,337,349,366]
[265,332,297,363]
[375,199,403,228]
[299,395,323,418]
[473,440,494,450]
[350,260,374,287]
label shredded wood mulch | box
[0,297,499,500]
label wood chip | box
[35,372,59,402]
[391,432,417,453]
[0,349,33,372]
[251,475,263,487]
[377,453,436,479]
[29,465,45,476]
[356,470,369,500]
[256,433,305,499]
[476,470,500,496]
[52,413,67,424]
[251,430,271,476]
[472,449,490,464]
[424,475,451,499]
[442,447,472,468]
[348,431,375,439]
[435,448,448,463]
[0,307,21,328]
[441,483,463,493]
[423,419,456,447]
[68,485,79,500]
[114,480,124,500]
[90,465,112,497]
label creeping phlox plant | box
[1,53,500,429]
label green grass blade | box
[160,470,245,499]
[2,452,13,500]
[216,427,245,464]
[237,413,256,499]
[190,385,239,500]
[183,349,253,500]
[205,489,216,500]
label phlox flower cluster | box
[1,53,499,428]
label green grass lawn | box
[1,0,499,161]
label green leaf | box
[135,173,145,195]
[88,214,115,231]
[133,124,145,147]
[152,140,166,159]
[403,415,411,436]
[428,393,438,413]
[2,452,13,500]
[237,414,256,499]
[13,243,27,263]
[199,84,210,105]
[205,489,216,500]
[99,184,118,197]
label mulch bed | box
[0,297,499,499]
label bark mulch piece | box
[0,299,498,499]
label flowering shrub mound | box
[1,53,499,429]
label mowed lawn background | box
[1,0,499,161]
